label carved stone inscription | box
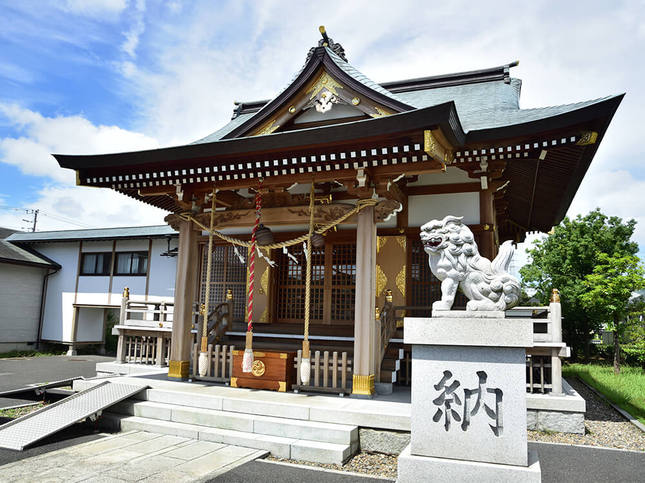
[432,370,503,436]
[410,345,527,466]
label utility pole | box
[22,209,39,232]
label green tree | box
[520,209,639,359]
[581,254,645,373]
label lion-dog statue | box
[420,215,521,312]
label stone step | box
[73,379,411,431]
[110,399,357,445]
[104,414,354,465]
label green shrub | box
[593,343,645,368]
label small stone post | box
[550,288,563,395]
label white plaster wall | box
[81,240,113,252]
[407,167,473,186]
[408,193,480,227]
[76,307,104,342]
[36,242,79,342]
[77,277,110,306]
[0,263,46,344]
[146,238,177,301]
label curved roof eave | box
[53,101,465,172]
[465,94,624,144]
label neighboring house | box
[0,227,60,352]
[5,226,178,354]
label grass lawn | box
[563,363,645,424]
[0,350,65,359]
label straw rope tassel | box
[300,182,315,385]
[243,183,262,372]
[198,188,216,377]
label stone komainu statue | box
[420,215,521,311]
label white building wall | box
[35,237,179,344]
[36,242,79,342]
[146,237,178,302]
[408,192,480,227]
[0,263,46,350]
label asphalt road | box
[214,443,645,482]
[0,355,113,392]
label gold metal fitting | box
[385,289,393,303]
[550,288,561,303]
[288,105,296,114]
[226,289,233,300]
[199,303,206,316]
[123,287,130,298]
[319,25,326,34]
[351,97,360,106]
[375,306,381,320]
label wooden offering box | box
[231,350,296,392]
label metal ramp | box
[0,381,146,450]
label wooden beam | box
[405,182,480,196]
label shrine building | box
[54,29,621,396]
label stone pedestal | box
[397,313,541,482]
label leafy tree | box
[581,254,645,373]
[520,209,639,359]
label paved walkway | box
[0,355,114,392]
[0,430,267,482]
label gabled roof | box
[0,239,60,269]
[7,225,177,243]
[218,45,414,140]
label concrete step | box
[110,400,358,445]
[104,414,354,464]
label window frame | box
[113,251,149,276]
[79,251,113,276]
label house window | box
[114,251,148,276]
[275,242,356,324]
[408,238,467,315]
[80,252,112,275]
[200,245,248,322]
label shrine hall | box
[54,28,621,396]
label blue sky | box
[0,0,644,252]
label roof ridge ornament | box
[306,25,347,63]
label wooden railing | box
[120,333,171,365]
[191,343,235,382]
[293,350,352,395]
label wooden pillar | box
[352,205,377,396]
[479,188,496,260]
[168,220,199,379]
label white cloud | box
[0,185,167,232]
[57,0,127,19]
[121,0,146,58]
[0,103,159,183]
[568,168,645,251]
[0,103,164,231]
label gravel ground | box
[267,453,397,480]
[527,377,645,451]
[269,376,644,478]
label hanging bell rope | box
[242,181,263,373]
[300,182,315,385]
[198,187,216,377]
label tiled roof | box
[0,239,59,268]
[324,47,409,105]
[7,225,177,243]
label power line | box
[39,211,96,229]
